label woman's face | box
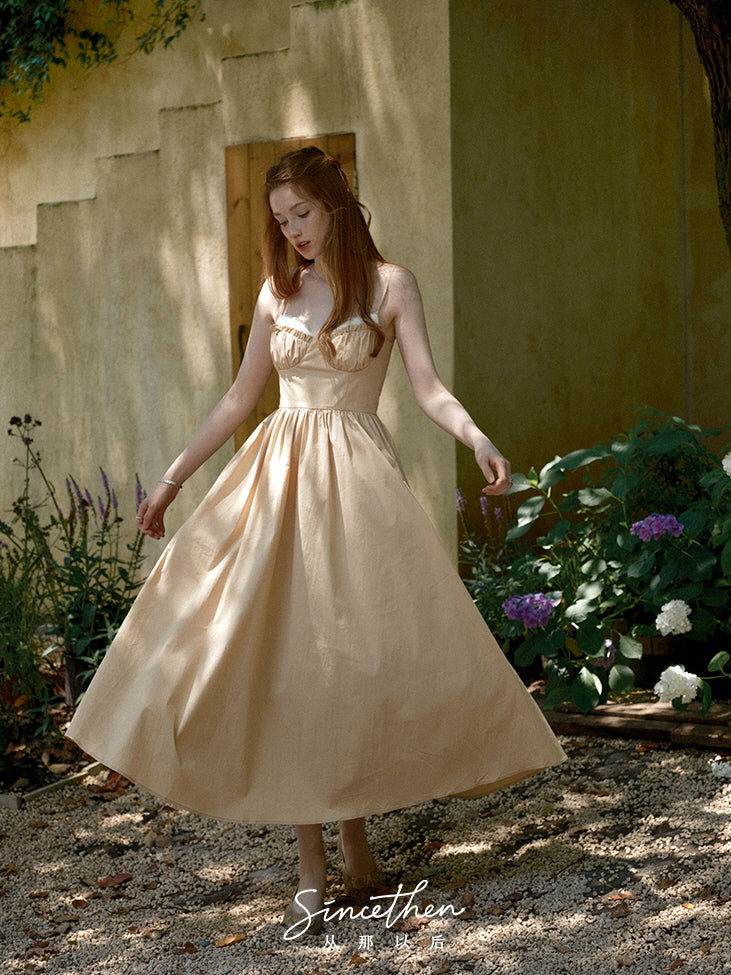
[269,184,331,262]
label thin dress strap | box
[375,265,397,316]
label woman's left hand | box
[475,441,512,495]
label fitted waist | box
[276,404,377,415]
[278,372,381,413]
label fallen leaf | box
[460,891,475,907]
[97,771,130,792]
[216,933,247,947]
[129,926,167,940]
[610,903,631,918]
[669,961,684,971]
[28,891,51,899]
[172,942,198,955]
[347,953,368,966]
[97,873,132,888]
[681,903,694,910]
[607,891,637,901]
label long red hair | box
[263,146,385,362]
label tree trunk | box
[672,0,731,260]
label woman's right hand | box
[136,481,180,540]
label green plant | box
[460,411,731,714]
[0,0,203,123]
[0,414,147,734]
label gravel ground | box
[1,735,731,975]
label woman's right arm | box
[137,283,277,539]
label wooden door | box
[224,134,356,447]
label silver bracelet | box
[160,479,182,489]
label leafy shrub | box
[0,414,146,743]
[460,411,731,713]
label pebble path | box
[1,735,730,974]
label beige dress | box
[67,299,566,824]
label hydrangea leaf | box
[571,667,603,713]
[708,651,730,673]
[608,664,635,694]
[618,634,643,660]
[627,549,656,578]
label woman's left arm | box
[389,267,512,496]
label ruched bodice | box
[272,318,394,413]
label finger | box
[482,466,513,495]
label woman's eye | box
[296,211,309,219]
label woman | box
[67,146,565,936]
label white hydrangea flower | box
[723,452,731,479]
[655,599,692,636]
[654,665,701,704]
[709,759,731,779]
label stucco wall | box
[450,0,731,511]
[0,0,456,547]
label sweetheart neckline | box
[273,319,394,344]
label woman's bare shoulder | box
[376,262,421,298]
[255,277,281,322]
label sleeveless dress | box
[67,285,566,824]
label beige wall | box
[450,0,731,512]
[2,0,729,554]
[0,0,456,546]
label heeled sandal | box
[338,837,384,903]
[282,889,324,937]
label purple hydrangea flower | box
[594,639,617,670]
[630,513,684,542]
[502,593,558,629]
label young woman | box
[67,146,565,936]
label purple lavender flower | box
[100,467,110,495]
[502,593,558,629]
[135,474,147,508]
[65,477,76,515]
[455,489,467,513]
[70,476,84,508]
[493,507,504,523]
[111,489,118,511]
[630,513,684,542]
[480,496,490,519]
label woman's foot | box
[283,878,325,937]
[283,825,327,938]
[338,819,383,902]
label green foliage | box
[0,0,203,123]
[0,414,147,747]
[460,410,731,714]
